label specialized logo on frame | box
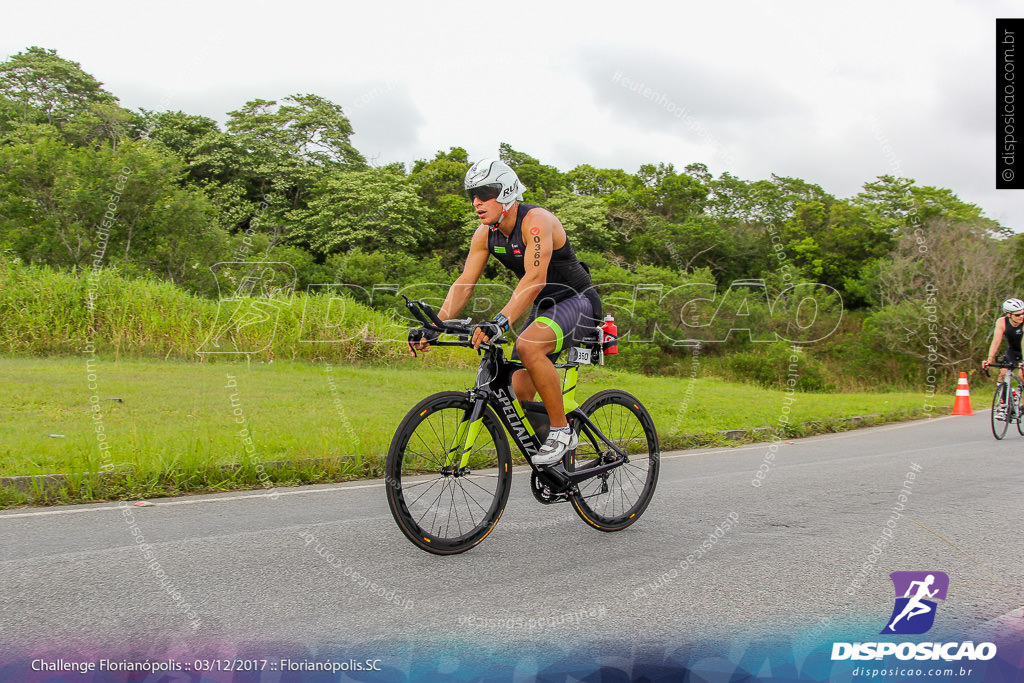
[881,571,949,635]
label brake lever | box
[407,328,423,358]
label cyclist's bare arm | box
[437,226,491,321]
[469,211,557,349]
[498,210,555,323]
[984,317,1007,369]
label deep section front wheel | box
[385,391,512,555]
[568,390,659,531]
[992,384,1009,440]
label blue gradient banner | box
[2,627,1021,682]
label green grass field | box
[1,356,945,507]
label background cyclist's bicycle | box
[983,361,1024,440]
[385,297,660,555]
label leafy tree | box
[141,110,223,162]
[0,125,225,292]
[0,93,19,138]
[854,175,1001,233]
[708,172,759,224]
[62,102,137,149]
[409,147,471,259]
[140,109,255,233]
[224,94,367,244]
[629,215,726,274]
[410,147,468,199]
[853,175,915,224]
[0,47,118,127]
[683,162,712,185]
[227,94,365,168]
[633,162,708,221]
[297,168,429,255]
[780,199,893,304]
[709,173,831,228]
[544,191,616,251]
[565,164,637,196]
[864,218,1015,377]
[498,143,564,201]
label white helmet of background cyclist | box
[1003,298,1024,314]
[464,158,526,211]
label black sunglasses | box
[467,184,502,202]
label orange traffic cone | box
[952,372,973,415]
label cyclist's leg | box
[515,321,563,425]
[512,369,537,402]
[1010,350,1024,385]
[510,310,541,402]
[514,294,593,429]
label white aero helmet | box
[1003,298,1024,314]
[464,158,526,225]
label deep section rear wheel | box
[385,391,512,555]
[992,384,1009,440]
[568,390,659,531]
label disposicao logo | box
[881,571,948,635]
[831,571,997,663]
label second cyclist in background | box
[982,297,1024,418]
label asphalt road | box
[2,410,1023,673]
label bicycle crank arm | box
[531,463,572,491]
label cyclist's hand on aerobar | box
[471,314,510,350]
[409,327,440,353]
[471,321,501,350]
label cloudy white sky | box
[5,0,1021,229]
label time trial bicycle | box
[982,361,1024,440]
[384,296,660,555]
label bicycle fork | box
[442,398,488,474]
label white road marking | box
[0,415,959,519]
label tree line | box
[1,46,1020,382]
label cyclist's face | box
[471,195,501,224]
[1012,312,1023,324]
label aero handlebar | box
[402,295,508,356]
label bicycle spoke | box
[459,473,501,497]
[404,476,446,509]
[424,479,449,533]
[456,482,492,517]
[386,394,513,553]
[569,391,659,531]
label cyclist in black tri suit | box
[982,297,1024,415]
[414,158,602,465]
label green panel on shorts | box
[535,316,564,354]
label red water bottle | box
[602,315,618,355]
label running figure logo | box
[881,571,949,635]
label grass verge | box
[1,356,947,507]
